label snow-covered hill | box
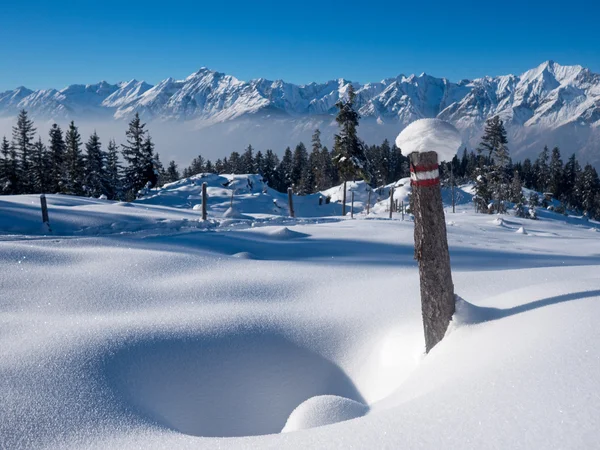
[2,61,600,162]
[1,179,600,449]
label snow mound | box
[395,118,462,161]
[516,227,527,234]
[232,251,257,259]
[268,227,309,240]
[223,207,252,220]
[493,217,504,226]
[281,395,369,433]
[192,204,203,211]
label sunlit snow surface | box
[1,175,600,449]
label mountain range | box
[1,61,600,164]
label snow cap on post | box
[395,118,462,162]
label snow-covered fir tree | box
[332,85,370,182]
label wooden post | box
[201,182,207,221]
[351,191,354,219]
[389,188,394,219]
[367,189,371,215]
[451,164,456,214]
[287,187,295,218]
[410,151,455,353]
[40,194,51,232]
[401,201,404,221]
[342,180,347,216]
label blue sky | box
[0,0,598,91]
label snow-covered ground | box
[1,175,599,449]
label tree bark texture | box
[410,151,455,353]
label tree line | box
[442,115,600,219]
[2,100,600,220]
[0,110,178,200]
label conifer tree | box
[105,139,122,200]
[332,85,370,182]
[0,137,14,194]
[215,159,224,174]
[262,149,280,190]
[477,115,510,213]
[83,131,106,198]
[12,109,37,193]
[121,113,154,197]
[279,147,293,188]
[228,152,242,174]
[241,145,255,174]
[48,124,67,193]
[254,150,264,175]
[31,136,51,193]
[64,121,85,196]
[204,159,214,173]
[291,142,309,193]
[535,146,550,192]
[165,161,180,183]
[548,147,564,198]
[575,164,600,217]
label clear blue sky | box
[1,0,598,91]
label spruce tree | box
[0,137,14,194]
[548,147,564,198]
[121,113,153,198]
[48,124,67,193]
[204,159,214,173]
[262,149,281,190]
[291,142,309,193]
[165,161,180,183]
[105,139,122,200]
[215,159,224,174]
[332,85,370,182]
[241,145,255,174]
[254,151,264,175]
[12,109,37,193]
[31,136,51,193]
[279,147,293,188]
[576,164,600,217]
[83,131,106,198]
[535,146,550,193]
[477,115,510,213]
[228,152,242,174]
[64,121,85,196]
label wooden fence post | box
[401,200,404,221]
[350,191,354,219]
[287,187,295,218]
[40,194,51,232]
[201,182,207,221]
[342,180,347,216]
[409,151,455,353]
[366,189,371,215]
[389,188,394,219]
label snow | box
[1,175,600,449]
[395,118,462,161]
[282,395,369,432]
